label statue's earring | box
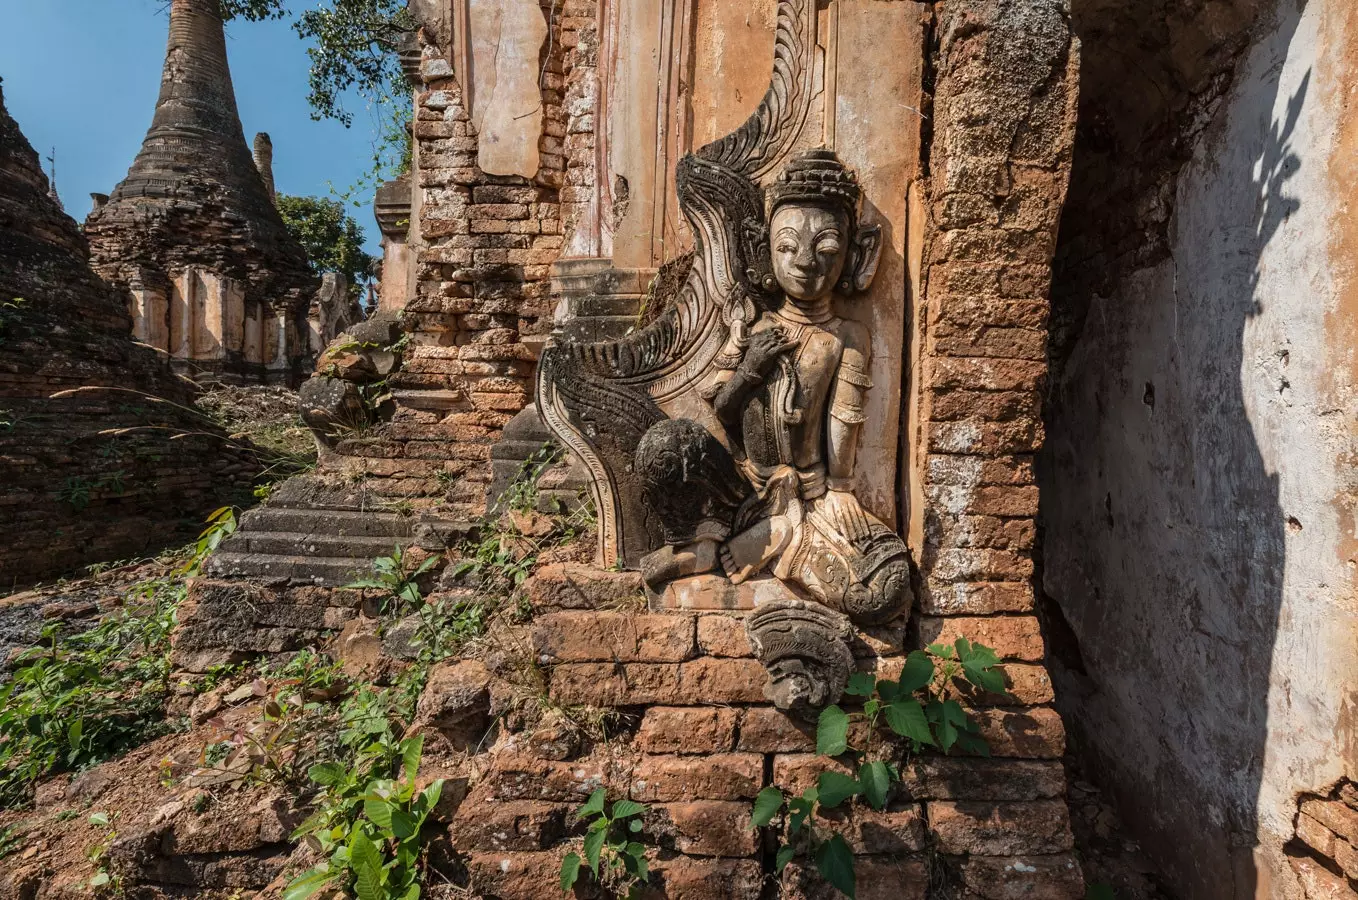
[762,274,778,292]
[837,279,852,293]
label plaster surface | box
[1042,1,1358,896]
[468,0,547,178]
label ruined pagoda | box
[85,0,317,384]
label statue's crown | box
[768,148,861,219]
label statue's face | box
[770,204,851,303]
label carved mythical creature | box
[537,0,914,716]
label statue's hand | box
[740,327,799,380]
[816,489,873,544]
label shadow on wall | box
[1041,0,1308,897]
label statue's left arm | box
[827,321,872,485]
[819,320,873,542]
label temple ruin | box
[0,0,1354,898]
[84,0,320,384]
[0,81,259,586]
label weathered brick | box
[922,548,1035,583]
[974,708,1066,758]
[1302,798,1358,844]
[647,858,763,899]
[817,803,928,854]
[918,616,1045,662]
[1297,812,1338,857]
[636,707,738,754]
[522,564,645,610]
[928,800,1073,855]
[738,707,817,753]
[906,758,1066,801]
[466,851,564,898]
[928,419,1043,456]
[532,611,695,663]
[931,389,1040,422]
[783,855,929,900]
[1289,856,1356,900]
[631,753,762,802]
[697,614,753,657]
[549,659,766,706]
[927,454,1036,486]
[652,802,757,857]
[928,513,1036,551]
[772,754,856,795]
[929,357,1046,392]
[450,800,568,852]
[952,853,1085,900]
[920,580,1036,615]
[484,751,630,802]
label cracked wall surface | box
[1043,0,1358,897]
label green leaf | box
[963,660,1007,694]
[559,852,582,891]
[884,698,934,745]
[775,844,797,873]
[955,731,991,757]
[814,833,857,898]
[816,771,861,809]
[390,807,418,840]
[816,705,850,757]
[66,719,82,749]
[625,841,646,858]
[401,734,425,784]
[927,642,954,660]
[283,867,335,900]
[954,637,972,661]
[845,672,876,697]
[629,819,643,832]
[90,872,111,887]
[942,699,970,727]
[859,761,892,811]
[863,699,880,719]
[875,679,900,703]
[897,650,936,693]
[583,827,606,875]
[308,762,347,787]
[88,812,111,828]
[1086,884,1117,900]
[349,831,385,900]
[752,786,785,827]
[578,788,606,819]
[928,699,959,752]
[610,799,646,819]
[363,797,394,830]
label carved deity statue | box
[634,149,911,624]
[538,0,914,716]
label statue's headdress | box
[767,148,861,226]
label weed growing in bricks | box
[86,810,120,894]
[751,639,1006,898]
[559,788,652,898]
[344,546,442,613]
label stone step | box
[231,530,408,560]
[205,551,370,586]
[238,506,417,539]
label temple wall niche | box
[1043,0,1358,896]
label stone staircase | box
[206,476,473,586]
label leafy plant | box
[751,640,1006,898]
[182,506,238,575]
[344,546,441,614]
[285,733,442,899]
[559,789,651,898]
[0,577,183,808]
[0,823,23,860]
[86,810,120,893]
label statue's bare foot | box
[721,515,794,584]
[640,540,720,590]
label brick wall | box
[912,0,1078,667]
[333,1,596,519]
[0,85,258,586]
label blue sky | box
[0,0,386,254]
